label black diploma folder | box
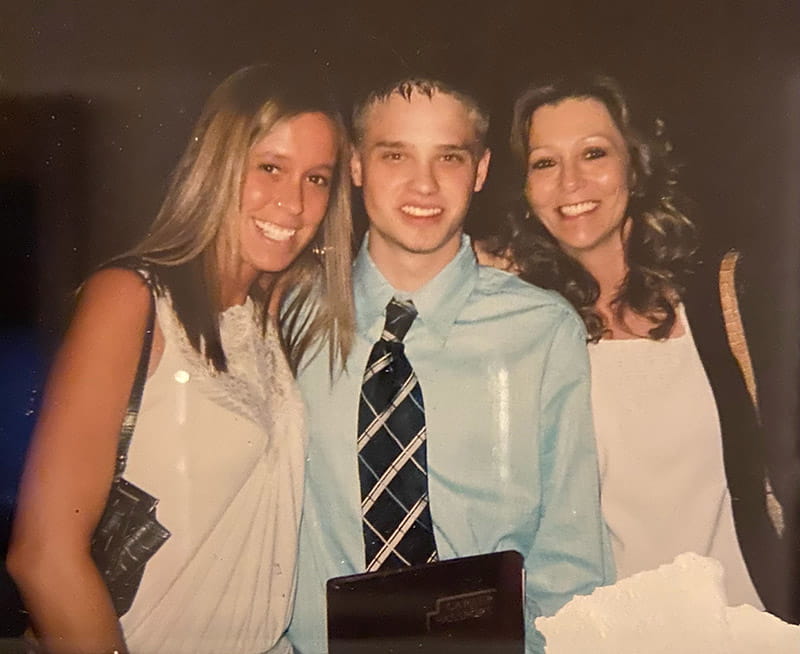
[326,550,525,654]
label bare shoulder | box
[27,266,155,472]
[72,267,152,337]
[79,267,151,311]
[53,267,157,384]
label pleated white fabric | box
[119,294,304,654]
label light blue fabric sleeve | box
[522,311,615,653]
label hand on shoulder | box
[472,239,519,273]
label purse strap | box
[113,275,156,480]
[718,249,759,410]
[718,249,785,537]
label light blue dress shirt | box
[288,235,613,654]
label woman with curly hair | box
[479,74,791,619]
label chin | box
[267,258,298,273]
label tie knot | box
[382,298,417,343]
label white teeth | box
[254,219,296,241]
[401,205,443,217]
[560,201,599,217]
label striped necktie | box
[357,297,438,571]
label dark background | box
[1,0,798,635]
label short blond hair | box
[352,77,490,153]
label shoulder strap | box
[719,249,785,536]
[113,272,156,480]
[718,249,759,411]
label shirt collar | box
[353,233,478,346]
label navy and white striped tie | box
[357,298,438,571]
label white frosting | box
[536,552,800,653]
[728,605,800,654]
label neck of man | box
[367,231,463,293]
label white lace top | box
[119,292,304,654]
[588,306,763,608]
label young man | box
[288,77,613,654]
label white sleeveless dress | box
[588,306,762,608]
[119,293,305,654]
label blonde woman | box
[7,63,353,654]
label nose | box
[560,159,585,192]
[409,160,439,195]
[276,178,304,216]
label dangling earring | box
[312,244,330,259]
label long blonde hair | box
[126,63,354,372]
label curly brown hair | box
[488,74,698,341]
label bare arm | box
[7,268,153,654]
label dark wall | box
[3,1,797,275]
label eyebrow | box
[437,143,474,153]
[372,141,477,155]
[252,149,289,160]
[372,141,408,150]
[530,133,615,148]
[252,150,335,169]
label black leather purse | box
[90,283,171,616]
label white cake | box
[727,604,800,654]
[536,552,800,654]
